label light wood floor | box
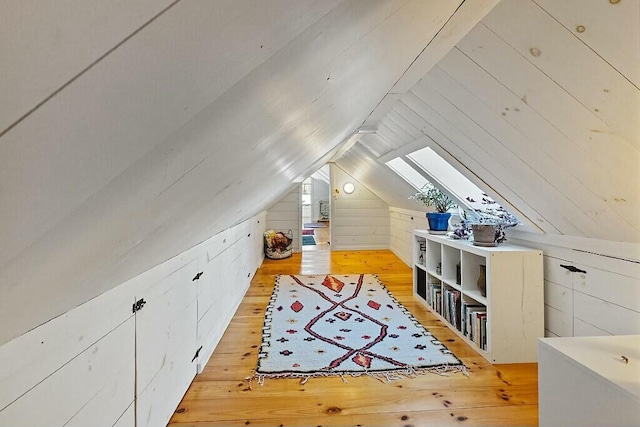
[169,249,538,426]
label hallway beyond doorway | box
[302,221,330,251]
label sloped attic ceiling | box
[0,0,499,345]
[337,0,640,243]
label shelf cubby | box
[441,245,461,288]
[460,251,485,294]
[426,239,441,277]
[414,235,427,268]
[412,230,544,363]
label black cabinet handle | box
[560,264,587,274]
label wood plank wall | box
[0,213,266,427]
[389,207,429,265]
[509,236,640,339]
[266,186,302,252]
[362,0,639,243]
[310,177,330,222]
[331,165,390,250]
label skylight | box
[385,157,429,190]
[386,147,518,224]
[406,147,485,211]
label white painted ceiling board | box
[335,145,425,211]
[0,0,176,134]
[379,112,418,146]
[376,122,409,150]
[435,48,639,237]
[341,0,639,242]
[457,23,640,177]
[113,404,135,427]
[386,0,500,94]
[370,95,554,235]
[403,87,570,234]
[357,133,390,158]
[360,92,404,129]
[0,0,471,346]
[446,46,639,234]
[311,166,330,185]
[483,0,640,146]
[0,0,340,268]
[534,0,640,88]
[361,0,501,126]
[414,70,629,240]
[386,108,423,139]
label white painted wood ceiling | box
[0,0,491,345]
[338,0,640,241]
[0,0,638,344]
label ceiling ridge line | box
[357,0,466,130]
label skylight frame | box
[406,146,484,212]
[385,157,430,191]
[385,146,521,226]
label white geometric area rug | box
[252,274,465,384]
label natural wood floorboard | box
[169,249,538,426]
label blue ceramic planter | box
[426,212,451,233]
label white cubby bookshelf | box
[413,230,544,363]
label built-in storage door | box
[0,282,136,427]
[135,258,199,427]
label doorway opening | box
[301,165,330,251]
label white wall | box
[330,165,389,250]
[389,207,429,265]
[266,186,302,253]
[0,213,265,427]
[311,177,330,222]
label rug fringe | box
[248,363,468,386]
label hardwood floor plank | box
[169,249,538,426]
[171,387,537,421]
[169,405,538,427]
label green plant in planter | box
[410,184,456,213]
[410,184,456,233]
[450,196,518,245]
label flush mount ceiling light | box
[343,182,355,194]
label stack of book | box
[462,301,487,351]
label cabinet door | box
[0,318,135,427]
[571,250,640,335]
[136,258,198,427]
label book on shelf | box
[434,288,442,315]
[462,302,484,336]
[442,288,461,330]
[453,291,461,330]
[477,312,487,350]
[471,312,487,350]
[443,289,449,321]
[463,302,486,350]
[429,282,441,312]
